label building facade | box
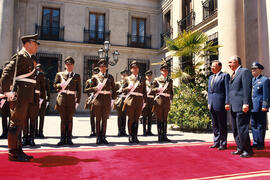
[1,0,270,112]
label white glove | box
[39,98,44,109]
[111,100,115,108]
[60,81,68,88]
[4,92,15,101]
[75,103,79,109]
[46,102,49,108]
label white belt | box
[99,91,111,95]
[60,90,76,95]
[158,93,170,97]
[130,92,143,96]
[118,94,126,98]
[35,90,40,94]
[16,78,36,84]
[147,95,154,98]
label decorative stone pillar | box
[218,0,246,73]
[0,0,14,67]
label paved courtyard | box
[0,114,269,150]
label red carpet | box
[1,141,270,180]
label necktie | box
[231,71,235,80]
[211,74,216,89]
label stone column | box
[218,0,246,73]
[0,0,14,67]
[258,0,270,77]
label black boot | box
[163,121,171,142]
[67,121,74,145]
[90,115,96,137]
[29,138,35,146]
[157,120,163,142]
[147,115,154,136]
[0,132,8,139]
[121,114,128,136]
[133,122,140,144]
[143,116,147,136]
[57,122,66,146]
[57,137,66,146]
[67,137,74,145]
[101,135,109,144]
[129,135,134,143]
[8,149,30,162]
[22,136,29,146]
[96,135,102,145]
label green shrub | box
[168,71,211,131]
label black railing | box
[178,10,195,33]
[127,34,152,49]
[202,0,217,20]
[35,25,64,41]
[160,29,173,47]
[83,29,110,44]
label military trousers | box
[251,112,267,148]
[23,103,39,138]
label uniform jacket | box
[122,74,147,107]
[142,79,154,114]
[229,67,252,112]
[0,49,36,104]
[208,72,230,111]
[85,72,116,107]
[54,71,81,109]
[151,75,173,106]
[114,79,126,109]
[33,71,46,105]
[251,75,270,112]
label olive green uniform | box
[54,71,81,144]
[152,75,173,142]
[86,72,116,144]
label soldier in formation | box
[86,59,116,144]
[54,56,81,146]
[84,67,100,137]
[122,61,147,143]
[114,69,128,137]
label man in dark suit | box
[226,55,253,158]
[251,62,270,150]
[208,60,229,150]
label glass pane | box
[139,20,145,43]
[90,14,96,38]
[42,9,50,34]
[132,19,137,42]
[97,15,104,39]
[52,10,60,36]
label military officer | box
[142,70,154,136]
[22,56,46,146]
[36,64,50,138]
[87,59,116,144]
[0,34,40,161]
[84,67,99,137]
[54,56,81,146]
[122,61,147,143]
[251,62,270,150]
[0,66,11,139]
[114,69,128,137]
[151,63,173,142]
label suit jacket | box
[54,71,81,110]
[0,49,35,104]
[208,72,230,111]
[251,75,270,112]
[229,67,252,112]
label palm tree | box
[153,30,220,80]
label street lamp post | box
[98,41,120,66]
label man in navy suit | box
[251,62,270,150]
[226,55,253,158]
[208,60,230,150]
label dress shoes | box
[146,131,154,136]
[90,132,96,137]
[29,138,35,146]
[67,139,74,145]
[240,151,253,158]
[57,139,66,146]
[102,137,109,144]
[19,150,33,159]
[121,131,128,137]
[133,137,140,144]
[218,146,227,150]
[0,133,8,139]
[128,135,134,143]
[231,150,243,155]
[8,154,30,162]
[209,144,219,148]
[39,133,45,139]
[96,136,102,145]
